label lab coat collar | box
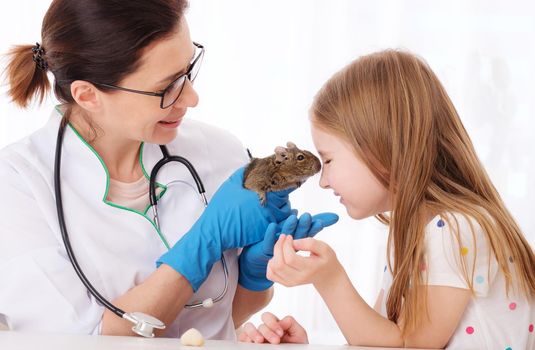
[47,106,171,209]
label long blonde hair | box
[311,50,535,335]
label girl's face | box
[96,18,199,145]
[310,121,391,219]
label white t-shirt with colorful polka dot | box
[379,212,534,349]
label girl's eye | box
[323,159,332,165]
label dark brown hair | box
[5,0,188,111]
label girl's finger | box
[270,234,287,269]
[238,331,253,343]
[258,323,281,344]
[267,259,296,286]
[243,322,265,343]
[261,312,284,337]
[261,222,279,255]
[268,235,304,285]
[266,262,279,283]
[280,315,309,343]
[292,237,327,256]
[282,235,308,270]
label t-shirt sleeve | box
[424,213,498,297]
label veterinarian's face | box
[310,122,390,219]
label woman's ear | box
[70,80,102,112]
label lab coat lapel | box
[140,127,209,247]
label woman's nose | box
[174,79,199,109]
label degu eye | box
[297,154,305,161]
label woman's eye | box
[323,159,332,165]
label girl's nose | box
[319,170,329,189]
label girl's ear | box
[70,80,102,112]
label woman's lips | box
[158,110,186,128]
[158,118,182,128]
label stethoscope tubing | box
[54,120,229,321]
[54,120,126,318]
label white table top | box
[0,331,412,349]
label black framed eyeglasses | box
[92,42,204,109]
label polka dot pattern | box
[505,347,512,350]
[475,275,484,284]
[509,302,517,310]
[466,326,474,335]
[461,247,469,256]
[419,262,426,271]
[529,324,533,332]
[437,219,445,227]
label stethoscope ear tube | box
[151,146,208,207]
[54,119,127,318]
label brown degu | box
[243,142,321,205]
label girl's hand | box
[266,235,342,289]
[238,312,309,344]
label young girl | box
[238,50,535,348]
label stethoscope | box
[54,119,229,337]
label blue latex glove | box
[157,166,295,291]
[238,212,339,291]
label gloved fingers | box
[310,212,339,227]
[279,214,298,236]
[262,222,280,255]
[293,213,313,240]
[265,215,297,256]
[290,208,299,217]
[306,219,324,237]
[298,213,339,239]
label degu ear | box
[286,141,297,149]
[70,80,102,112]
[274,146,288,164]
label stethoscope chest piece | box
[123,312,166,338]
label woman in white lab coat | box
[0,0,337,339]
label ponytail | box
[5,44,50,108]
[4,0,188,110]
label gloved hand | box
[157,166,295,291]
[238,211,339,291]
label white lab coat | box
[0,107,249,339]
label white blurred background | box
[1,0,534,345]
